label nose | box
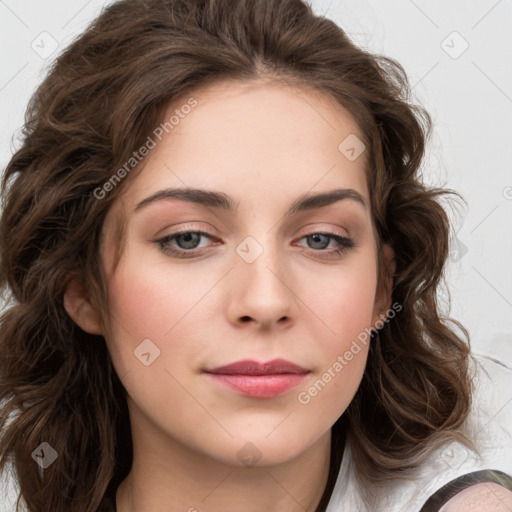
[226,238,296,330]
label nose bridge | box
[230,231,294,323]
[236,232,286,289]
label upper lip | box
[204,358,309,375]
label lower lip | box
[205,373,308,398]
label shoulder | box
[438,482,512,511]
[419,470,512,512]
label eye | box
[154,230,356,259]
[155,230,217,258]
[295,232,355,258]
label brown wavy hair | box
[0,0,476,510]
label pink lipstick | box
[203,358,310,398]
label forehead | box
[113,78,370,220]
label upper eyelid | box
[157,220,352,237]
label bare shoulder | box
[438,483,512,511]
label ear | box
[371,243,396,329]
[63,274,104,335]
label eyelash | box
[154,229,356,259]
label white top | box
[326,353,512,511]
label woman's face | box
[99,78,393,467]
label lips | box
[203,358,310,398]
[205,358,309,376]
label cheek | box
[292,252,377,408]
[303,255,377,382]
[310,254,378,342]
[106,256,196,338]
[103,254,192,377]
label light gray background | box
[0,0,511,508]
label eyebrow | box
[134,187,368,214]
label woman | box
[0,0,511,511]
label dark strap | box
[419,469,512,512]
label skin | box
[64,78,395,511]
[439,483,512,511]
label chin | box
[200,427,324,468]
